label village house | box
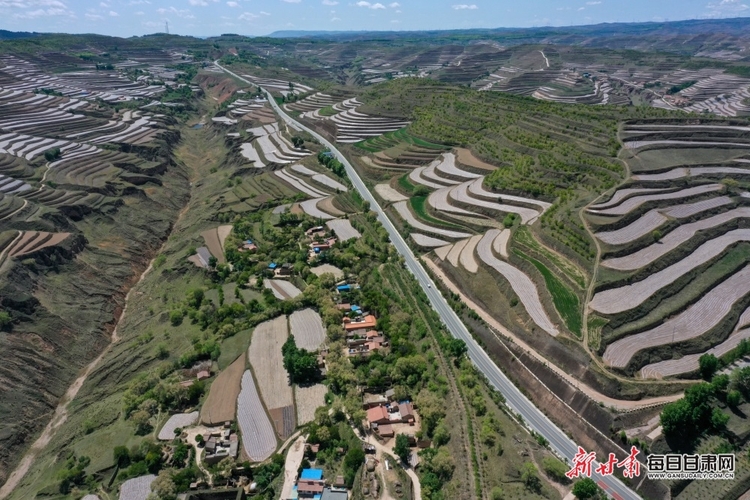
[202,430,239,465]
[274,262,293,277]
[343,314,377,332]
[238,239,257,252]
[365,400,418,437]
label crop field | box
[458,234,482,273]
[411,233,449,247]
[603,264,750,368]
[274,169,328,198]
[328,108,411,143]
[592,229,750,315]
[200,227,226,264]
[374,183,408,202]
[300,198,335,220]
[263,279,302,300]
[158,411,199,441]
[2,231,70,260]
[587,184,724,216]
[602,206,750,270]
[201,354,245,426]
[325,218,361,241]
[290,308,326,351]
[476,230,559,336]
[119,475,156,500]
[237,370,277,462]
[294,384,327,425]
[248,316,294,413]
[393,200,471,239]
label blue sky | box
[0,0,748,37]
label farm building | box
[346,329,387,357]
[310,238,337,253]
[240,240,257,252]
[296,469,325,498]
[321,489,348,500]
[204,431,239,465]
[337,284,351,293]
[343,314,377,332]
[274,263,293,277]
[367,406,390,425]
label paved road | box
[216,62,639,500]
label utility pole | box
[165,21,169,34]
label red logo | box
[566,446,642,478]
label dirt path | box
[0,199,27,222]
[422,257,684,410]
[184,426,214,486]
[360,432,421,500]
[0,231,22,266]
[280,435,306,499]
[0,174,194,500]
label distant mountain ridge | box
[0,29,41,40]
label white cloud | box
[388,1,399,6]
[322,0,337,4]
[157,5,194,17]
[330,15,340,20]
[128,0,150,4]
[1,0,75,18]
[586,1,601,4]
[99,1,109,7]
[226,1,238,6]
[356,1,385,8]
[706,0,749,15]
[109,9,118,15]
[578,7,585,10]
[238,10,257,19]
[260,10,270,14]
[135,10,144,14]
[281,0,301,3]
[188,0,207,5]
[390,18,399,22]
[85,12,102,19]
[452,4,477,9]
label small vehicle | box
[427,284,431,288]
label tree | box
[394,434,410,463]
[652,229,662,242]
[542,456,570,484]
[433,423,450,447]
[0,311,11,328]
[727,389,742,407]
[699,354,719,380]
[572,477,601,499]
[114,446,131,468]
[711,407,729,430]
[131,409,152,435]
[521,462,541,492]
[149,469,177,500]
[490,486,504,500]
[44,147,61,162]
[413,185,430,197]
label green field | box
[514,249,582,337]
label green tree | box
[148,469,177,500]
[652,229,662,242]
[727,389,742,407]
[0,311,11,328]
[490,486,504,500]
[114,446,131,468]
[542,456,570,484]
[394,434,410,463]
[699,354,719,380]
[521,462,541,492]
[572,477,601,499]
[413,185,430,196]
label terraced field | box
[290,309,326,351]
[237,369,277,462]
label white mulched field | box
[476,230,559,336]
[374,183,408,202]
[393,200,471,239]
[290,164,317,176]
[589,187,673,210]
[237,370,278,462]
[633,166,750,182]
[596,210,668,246]
[411,233,450,247]
[587,184,723,216]
[435,152,482,179]
[312,174,348,192]
[275,279,303,299]
[603,264,750,368]
[409,166,451,190]
[428,186,476,216]
[248,316,294,409]
[449,181,541,224]
[592,228,750,314]
[119,475,156,500]
[459,234,482,273]
[240,143,265,168]
[467,177,552,212]
[641,328,750,379]
[326,218,361,241]
[295,384,328,425]
[447,238,469,267]
[493,229,511,258]
[661,196,733,219]
[157,411,199,440]
[421,158,460,186]
[624,140,750,149]
[274,169,328,198]
[602,207,750,271]
[290,308,326,351]
[300,198,335,220]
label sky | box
[0,0,748,38]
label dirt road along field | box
[201,354,245,425]
[280,435,307,499]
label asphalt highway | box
[216,61,639,500]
